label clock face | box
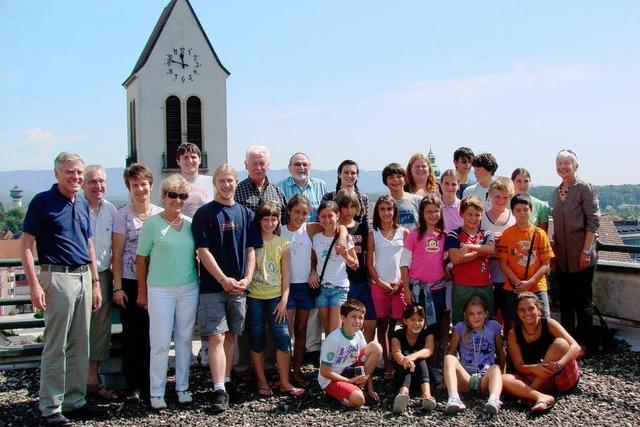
[165,46,201,83]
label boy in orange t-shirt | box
[497,193,554,332]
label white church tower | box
[123,0,229,198]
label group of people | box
[21,143,600,425]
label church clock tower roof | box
[122,0,230,87]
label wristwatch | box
[92,277,100,284]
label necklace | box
[557,187,569,197]
[162,212,183,227]
[381,228,395,239]
[522,320,540,338]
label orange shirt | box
[496,224,553,292]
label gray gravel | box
[1,342,639,426]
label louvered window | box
[187,96,202,150]
[165,95,181,168]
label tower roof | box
[122,0,230,87]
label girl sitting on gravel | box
[502,292,581,412]
[444,296,505,415]
[390,304,437,414]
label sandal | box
[280,387,305,397]
[258,387,274,397]
[291,373,309,388]
[87,383,119,400]
[531,398,555,413]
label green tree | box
[0,207,25,233]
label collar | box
[340,327,356,340]
[51,184,78,202]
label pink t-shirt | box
[442,198,463,233]
[404,229,447,285]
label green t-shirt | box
[249,235,289,300]
[530,195,550,227]
[136,214,198,287]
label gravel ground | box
[1,342,639,427]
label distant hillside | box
[2,168,638,210]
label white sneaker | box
[445,396,466,414]
[177,390,193,404]
[484,396,501,415]
[393,393,410,414]
[198,347,208,367]
[150,396,167,410]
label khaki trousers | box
[89,270,113,362]
[39,270,92,416]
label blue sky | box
[1,0,639,185]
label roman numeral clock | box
[165,46,202,83]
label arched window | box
[187,96,202,150]
[165,95,181,168]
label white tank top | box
[372,227,406,283]
[280,223,313,283]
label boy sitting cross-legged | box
[318,299,382,408]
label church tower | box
[123,0,229,198]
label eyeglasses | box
[166,192,189,200]
[291,162,309,167]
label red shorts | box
[371,283,407,319]
[324,348,368,405]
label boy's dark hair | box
[459,195,484,214]
[510,193,533,210]
[335,189,361,212]
[177,142,202,159]
[372,195,398,231]
[471,153,498,175]
[382,162,406,186]
[340,299,366,317]
[453,147,474,162]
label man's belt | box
[40,264,89,273]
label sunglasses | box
[166,191,189,200]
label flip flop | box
[258,387,274,397]
[393,393,410,414]
[280,387,305,397]
[87,383,119,400]
[531,399,556,413]
[291,374,309,388]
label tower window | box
[187,96,202,150]
[165,95,181,168]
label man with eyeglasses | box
[277,152,327,221]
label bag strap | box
[524,230,537,279]
[319,233,340,284]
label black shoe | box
[225,381,241,404]
[63,403,107,419]
[211,389,229,413]
[43,413,73,426]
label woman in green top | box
[136,174,199,409]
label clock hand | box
[169,59,189,67]
[179,52,186,68]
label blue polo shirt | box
[276,176,327,221]
[23,184,93,267]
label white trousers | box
[148,283,199,397]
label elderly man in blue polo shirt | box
[277,152,327,221]
[21,152,106,426]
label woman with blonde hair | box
[405,153,438,197]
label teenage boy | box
[191,164,262,413]
[497,193,554,332]
[318,299,382,408]
[176,142,214,367]
[453,147,475,198]
[382,163,422,230]
[463,153,498,210]
[445,196,496,323]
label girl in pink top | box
[440,169,463,233]
[401,194,450,373]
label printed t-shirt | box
[136,214,197,287]
[395,193,422,230]
[496,224,554,292]
[113,204,164,280]
[280,223,312,283]
[346,221,369,284]
[454,319,501,375]
[318,327,367,389]
[183,174,215,217]
[445,227,494,286]
[191,201,263,293]
[249,235,289,299]
[404,229,447,285]
[312,233,354,288]
[481,210,515,284]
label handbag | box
[310,233,339,298]
[553,358,580,393]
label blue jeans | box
[316,286,349,308]
[246,296,291,353]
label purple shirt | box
[453,320,501,375]
[442,197,463,233]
